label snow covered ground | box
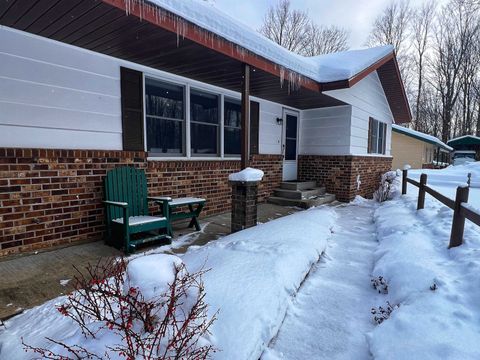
[2,163,480,359]
[405,162,480,209]
[263,202,381,360]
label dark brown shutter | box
[250,100,260,155]
[367,117,373,154]
[120,67,144,151]
[382,123,387,154]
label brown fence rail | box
[402,169,480,248]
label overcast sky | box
[211,0,447,48]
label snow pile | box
[182,207,336,359]
[369,193,480,359]
[0,207,336,359]
[392,124,453,151]
[143,0,393,83]
[124,254,183,301]
[1,255,214,358]
[228,167,264,182]
[408,161,480,208]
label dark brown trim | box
[348,53,394,88]
[102,0,322,93]
[250,100,260,155]
[241,63,250,170]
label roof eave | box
[393,127,451,151]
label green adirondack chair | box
[103,167,172,254]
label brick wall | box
[0,148,281,256]
[249,154,283,202]
[298,155,392,202]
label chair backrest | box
[104,167,148,221]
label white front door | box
[282,109,299,181]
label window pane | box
[370,119,378,153]
[286,115,298,139]
[191,123,218,155]
[145,78,184,119]
[377,122,385,154]
[224,98,241,128]
[146,117,183,154]
[285,138,297,160]
[224,127,241,155]
[191,90,219,124]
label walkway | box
[0,203,300,320]
[265,202,381,360]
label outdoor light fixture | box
[276,117,283,125]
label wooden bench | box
[150,197,206,235]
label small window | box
[190,89,219,155]
[368,118,386,154]
[145,78,185,155]
[224,98,241,156]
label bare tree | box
[259,0,350,56]
[411,1,436,131]
[302,24,349,56]
[366,0,412,55]
[431,0,480,141]
[259,0,310,54]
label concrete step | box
[273,187,326,200]
[267,193,336,209]
[280,181,317,191]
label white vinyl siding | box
[299,105,352,156]
[0,26,292,155]
[0,25,122,150]
[325,71,394,156]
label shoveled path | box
[264,202,381,360]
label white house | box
[0,0,411,254]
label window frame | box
[143,76,187,157]
[142,73,257,161]
[368,117,387,155]
[189,87,221,157]
[223,96,242,157]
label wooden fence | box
[402,169,480,248]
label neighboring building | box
[391,125,452,170]
[447,135,480,161]
[0,0,411,255]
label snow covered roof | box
[392,124,453,151]
[146,0,394,84]
[447,135,480,146]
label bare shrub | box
[371,302,400,325]
[23,257,217,359]
[371,276,389,294]
[374,171,398,202]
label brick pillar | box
[230,180,260,233]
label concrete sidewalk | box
[0,203,301,320]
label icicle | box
[279,67,285,89]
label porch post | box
[241,63,250,170]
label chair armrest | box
[148,196,172,203]
[103,200,129,208]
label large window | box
[144,76,253,158]
[224,98,241,156]
[368,118,387,154]
[145,78,184,155]
[190,89,219,155]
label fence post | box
[417,174,427,210]
[402,169,408,195]
[449,185,470,248]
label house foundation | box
[298,155,392,202]
[0,148,281,256]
